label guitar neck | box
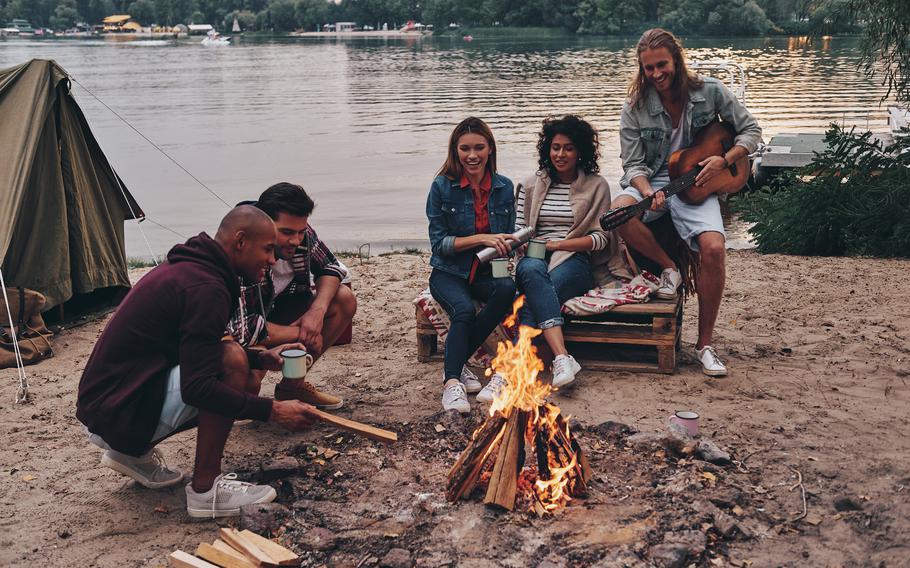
[630,167,700,215]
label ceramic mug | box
[668,410,700,437]
[527,238,547,259]
[281,348,314,380]
[490,258,510,278]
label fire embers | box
[445,297,591,514]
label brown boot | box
[274,380,344,410]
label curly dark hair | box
[536,115,601,179]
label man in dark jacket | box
[77,206,320,518]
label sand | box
[1,250,908,567]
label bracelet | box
[721,155,730,168]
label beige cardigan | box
[516,170,634,285]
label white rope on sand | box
[0,269,30,404]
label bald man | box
[77,206,320,519]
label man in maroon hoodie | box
[77,206,320,518]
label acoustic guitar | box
[600,120,749,231]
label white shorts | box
[619,179,725,252]
[151,366,198,442]
[85,366,199,452]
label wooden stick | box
[218,528,275,567]
[169,550,220,568]
[484,410,527,510]
[239,530,299,566]
[446,412,507,501]
[196,542,257,568]
[311,409,397,444]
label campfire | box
[446,297,592,514]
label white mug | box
[281,348,314,379]
[668,410,700,437]
[490,258,510,278]
[527,238,547,259]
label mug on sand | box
[527,238,547,259]
[281,348,314,380]
[667,410,699,437]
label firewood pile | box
[446,298,592,514]
[169,527,299,568]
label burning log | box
[446,411,507,501]
[445,297,594,514]
[483,410,528,510]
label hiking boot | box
[696,346,728,377]
[275,380,343,410]
[459,366,482,394]
[442,379,471,414]
[185,473,276,519]
[100,448,184,489]
[552,354,581,388]
[476,372,507,404]
[656,268,682,300]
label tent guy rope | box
[0,269,30,404]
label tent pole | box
[0,269,30,403]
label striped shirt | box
[516,182,609,250]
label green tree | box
[50,0,83,29]
[267,0,296,30]
[127,0,156,24]
[223,8,256,29]
[845,0,909,103]
[576,0,645,34]
[294,0,327,30]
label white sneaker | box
[185,473,277,519]
[476,373,507,403]
[460,366,483,394]
[101,448,184,489]
[552,354,581,388]
[441,379,471,414]
[696,345,728,377]
[656,268,682,300]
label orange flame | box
[485,296,581,513]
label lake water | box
[0,34,893,257]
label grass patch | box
[127,257,157,269]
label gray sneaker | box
[101,448,184,489]
[459,366,483,393]
[476,372,507,403]
[185,473,277,519]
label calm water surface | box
[0,35,892,256]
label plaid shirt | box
[226,225,346,346]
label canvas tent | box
[0,59,143,310]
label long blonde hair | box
[437,117,497,180]
[628,28,703,107]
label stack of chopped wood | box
[445,404,591,513]
[169,528,299,567]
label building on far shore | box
[102,15,142,33]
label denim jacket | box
[619,77,762,189]
[426,173,516,279]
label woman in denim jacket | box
[611,28,762,377]
[426,117,517,413]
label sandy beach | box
[1,250,908,567]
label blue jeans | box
[429,267,517,382]
[515,253,594,330]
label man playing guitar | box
[612,28,762,377]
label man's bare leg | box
[192,342,255,492]
[693,231,725,349]
[611,195,677,270]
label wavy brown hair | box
[536,115,600,179]
[628,28,703,108]
[437,117,497,180]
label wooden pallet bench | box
[416,295,682,374]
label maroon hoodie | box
[76,233,273,456]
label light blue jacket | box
[426,173,515,279]
[619,77,762,189]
